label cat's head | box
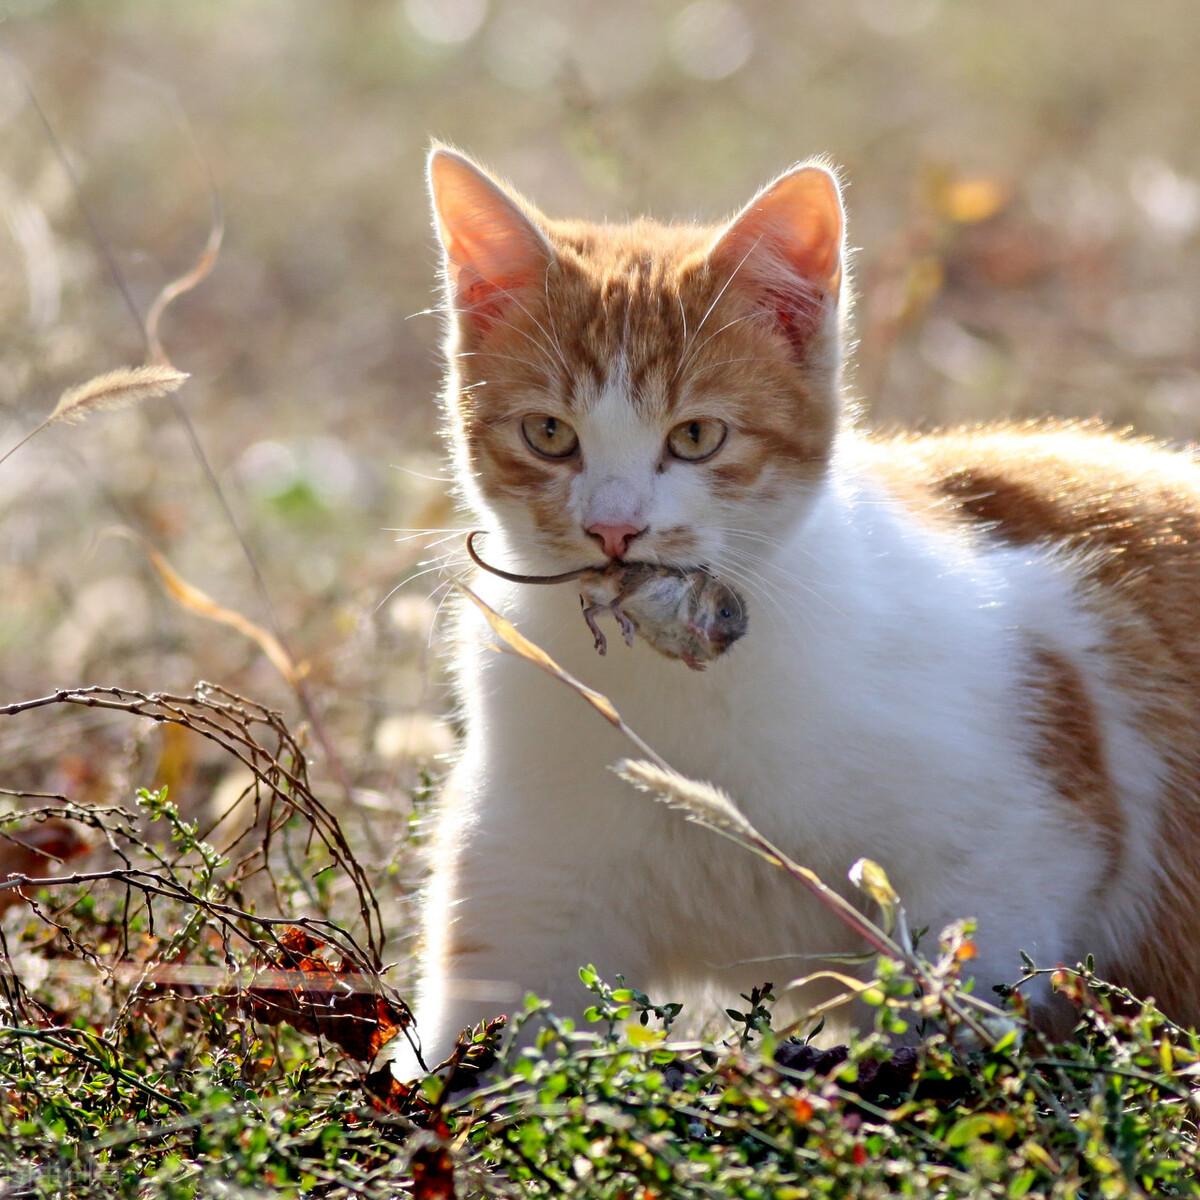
[428,146,848,573]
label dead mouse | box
[466,530,748,670]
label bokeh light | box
[402,0,488,46]
[669,1,754,81]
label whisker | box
[453,350,554,377]
[716,529,827,572]
[674,234,763,382]
[427,578,459,649]
[394,530,463,551]
[717,542,843,619]
[451,350,542,372]
[676,312,765,379]
[711,550,788,606]
[542,262,570,379]
[708,525,790,550]
[702,552,788,622]
[686,356,771,381]
[382,527,464,534]
[446,285,567,378]
[488,281,571,377]
[389,465,456,483]
[374,551,465,614]
[708,521,828,568]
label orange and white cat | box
[399,145,1200,1070]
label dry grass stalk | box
[616,759,759,844]
[453,579,670,769]
[7,61,362,841]
[50,364,189,423]
[0,682,387,965]
[0,364,188,467]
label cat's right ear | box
[427,147,553,330]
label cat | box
[394,144,1200,1073]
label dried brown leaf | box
[145,542,301,684]
[146,211,223,368]
[110,530,302,685]
[410,1139,458,1199]
[0,817,93,914]
[243,926,408,1062]
[454,580,621,725]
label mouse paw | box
[582,604,608,654]
[613,607,637,647]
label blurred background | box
[0,0,1197,919]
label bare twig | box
[0,683,384,963]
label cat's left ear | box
[427,146,554,330]
[707,163,845,354]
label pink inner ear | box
[428,150,551,331]
[710,166,844,352]
[770,290,826,356]
[454,266,529,329]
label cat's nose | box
[587,522,646,560]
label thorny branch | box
[0,682,384,965]
[0,679,424,1136]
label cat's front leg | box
[392,766,656,1078]
[397,883,646,1079]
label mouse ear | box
[427,146,555,334]
[706,162,845,358]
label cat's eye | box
[667,418,727,463]
[521,414,579,460]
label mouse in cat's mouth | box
[465,530,748,671]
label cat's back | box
[864,419,1200,1021]
[863,419,1200,615]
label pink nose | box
[587,522,645,560]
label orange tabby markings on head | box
[428,147,841,543]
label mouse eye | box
[718,607,732,620]
[667,418,727,463]
[521,414,579,460]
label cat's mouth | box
[467,531,712,583]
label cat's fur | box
[398,146,1200,1070]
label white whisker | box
[676,312,764,379]
[374,550,465,614]
[686,355,770,381]
[717,541,844,619]
[701,552,788,623]
[674,234,763,382]
[427,578,459,649]
[389,465,457,483]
